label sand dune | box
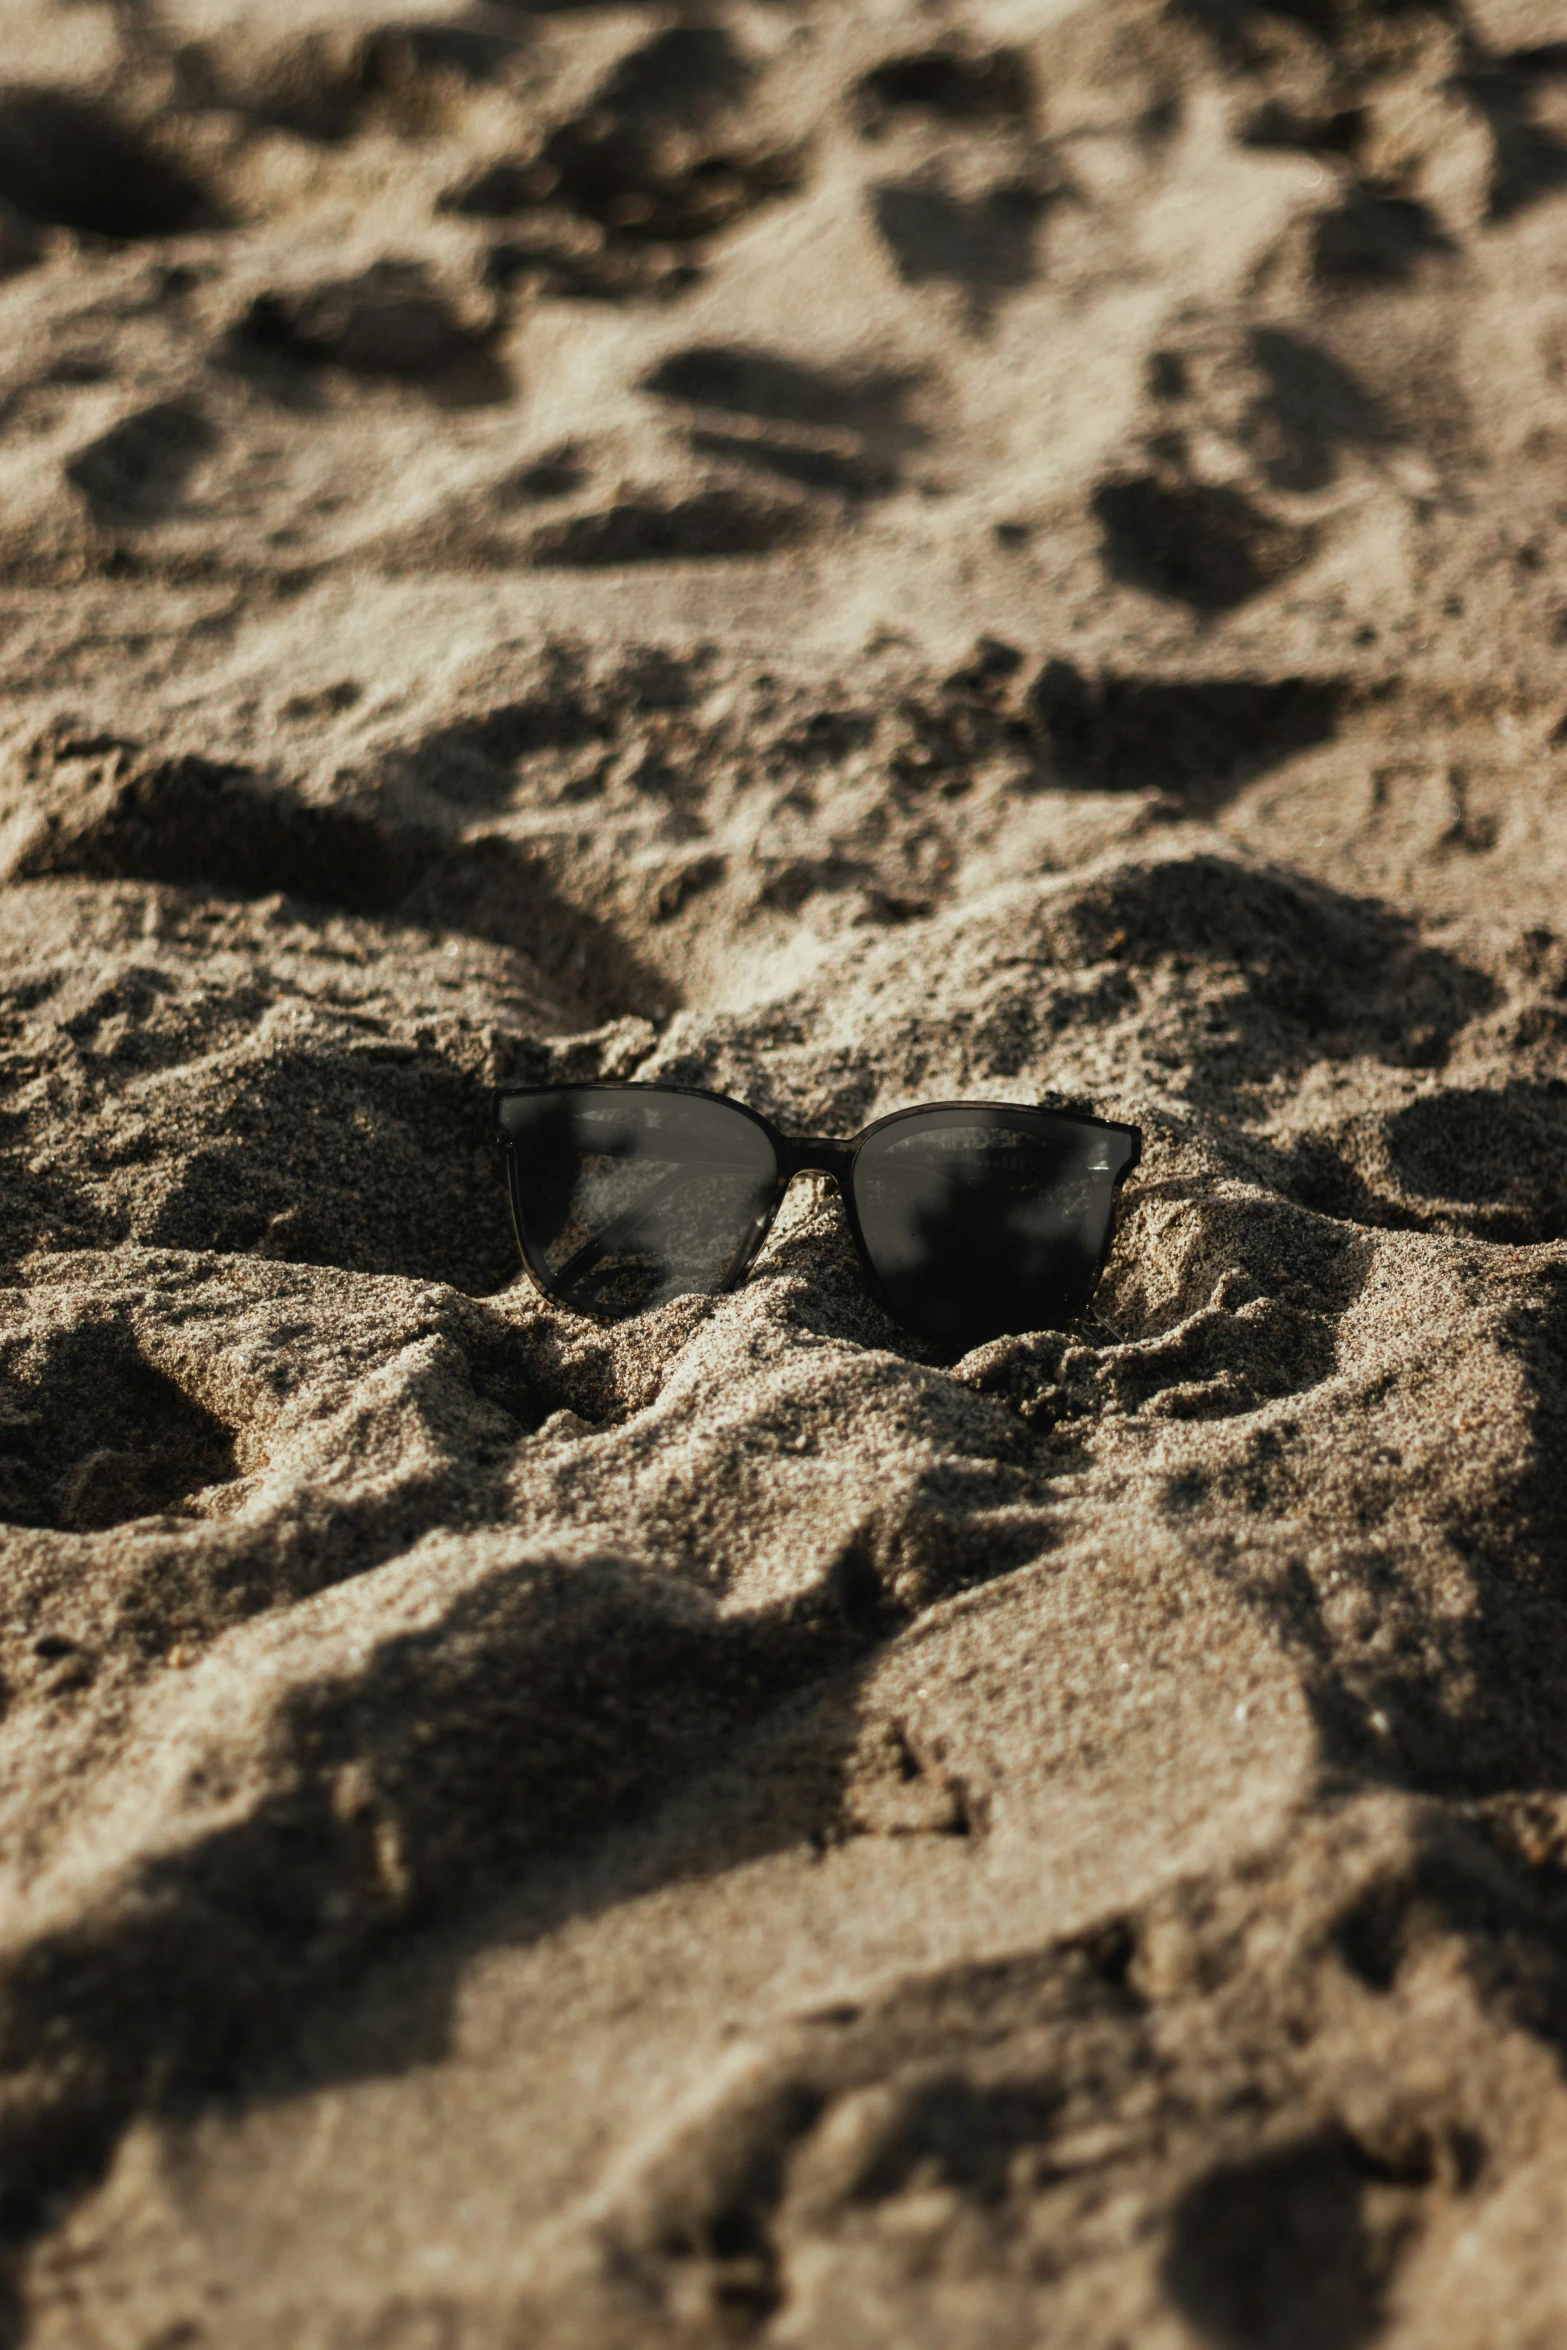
[4,0,1567,2341]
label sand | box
[3,0,1567,2340]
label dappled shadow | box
[1459,54,1567,221]
[1029,661,1348,809]
[7,730,673,1028]
[0,89,222,240]
[647,342,926,500]
[1329,1801,1567,2083]
[0,1317,238,1531]
[391,670,610,811]
[1281,1084,1567,1242]
[644,345,927,444]
[1308,187,1455,287]
[1242,326,1399,490]
[1094,473,1317,609]
[1383,1084,1567,1240]
[0,1101,101,1276]
[65,404,222,528]
[142,1037,519,1293]
[528,490,812,567]
[1164,2131,1410,2350]
[855,43,1035,130]
[1056,850,1496,1089]
[872,175,1051,328]
[689,428,897,499]
[11,737,433,909]
[221,263,511,408]
[444,24,807,302]
[403,834,677,1022]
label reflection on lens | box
[852,1107,1135,1348]
[500,1087,778,1317]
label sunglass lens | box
[851,1108,1136,1348]
[498,1088,779,1318]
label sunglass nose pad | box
[789,1139,856,1187]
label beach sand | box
[4,0,1567,2340]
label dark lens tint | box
[851,1107,1136,1349]
[498,1087,779,1318]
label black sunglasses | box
[493,1083,1141,1351]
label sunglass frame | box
[492,1080,1143,1336]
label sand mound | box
[4,0,1567,2340]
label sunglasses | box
[493,1083,1141,1352]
